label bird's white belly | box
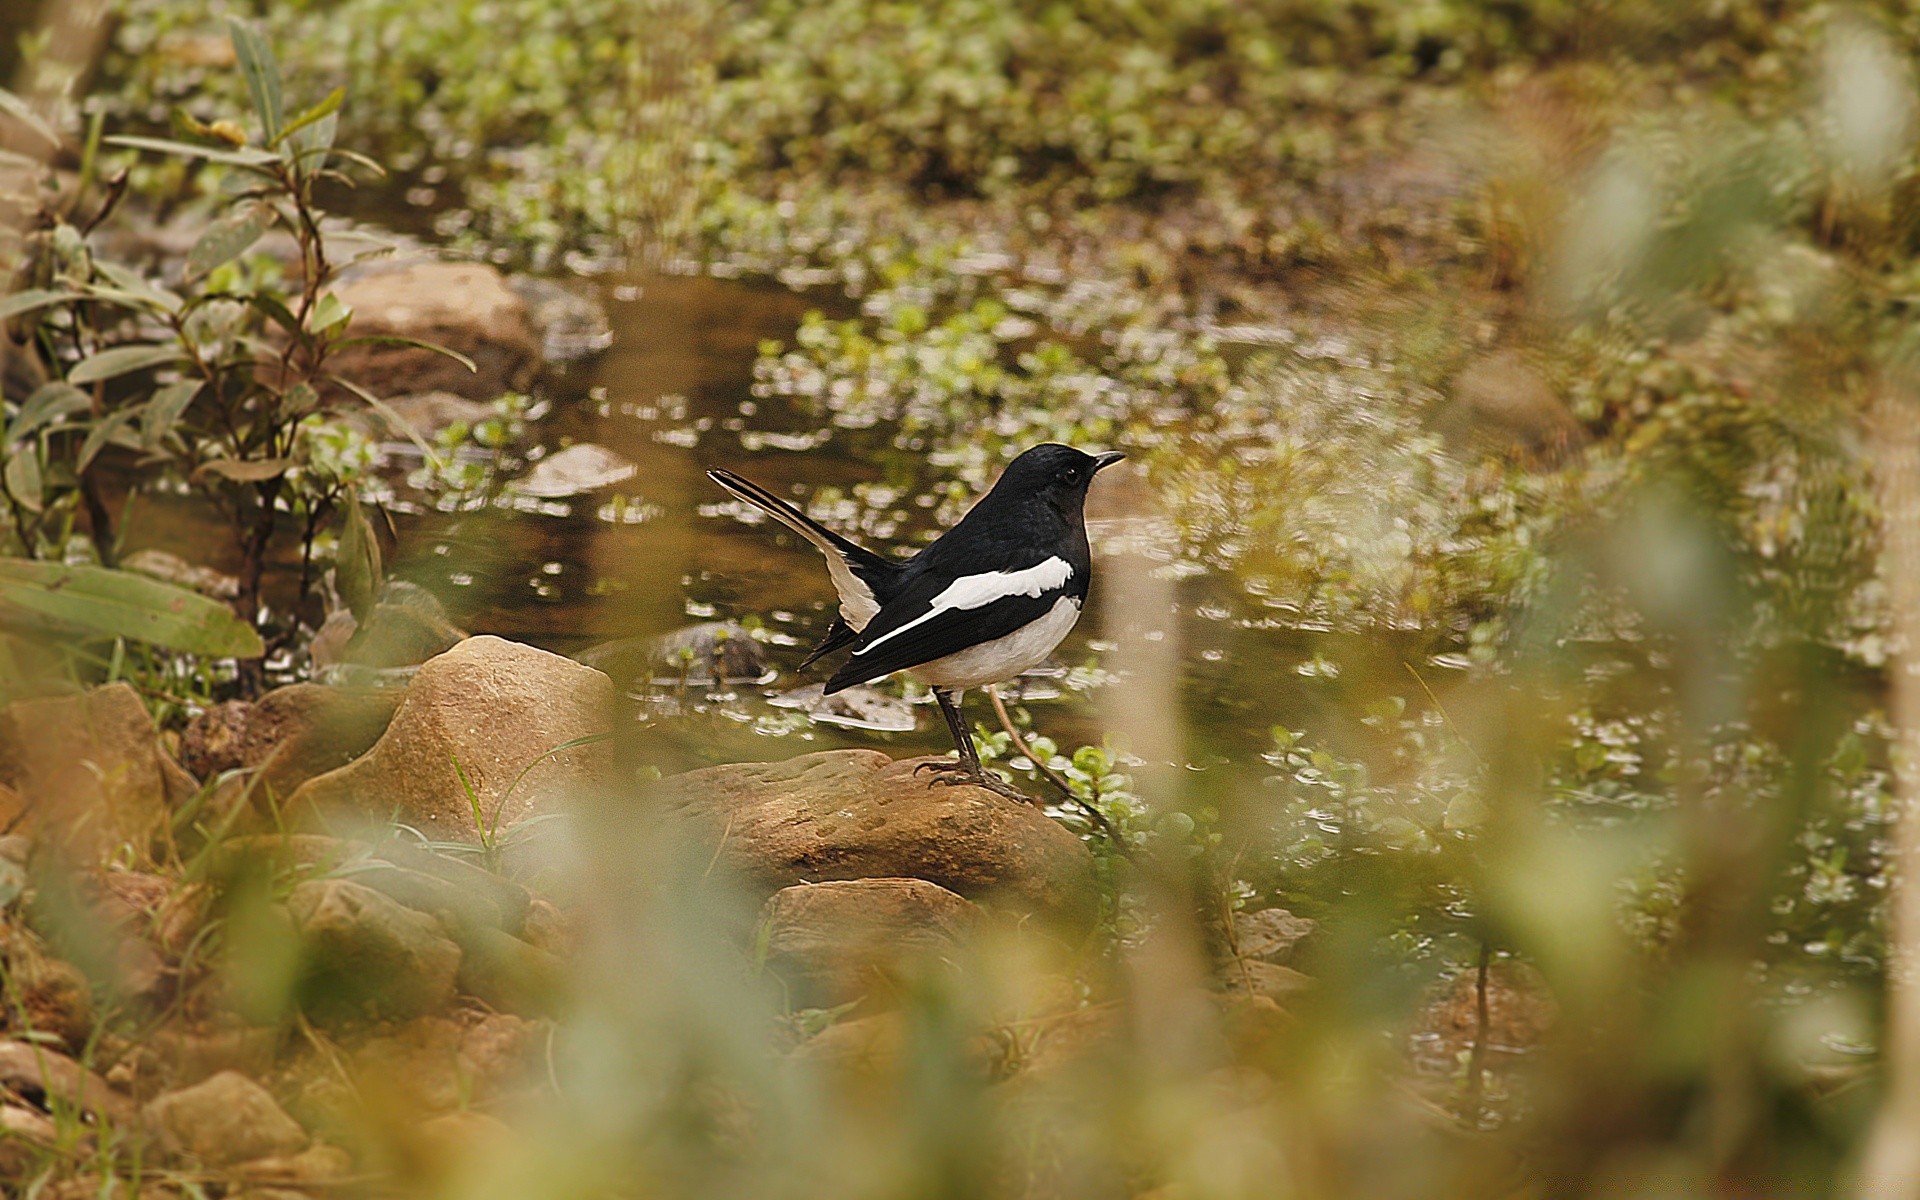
[910,595,1082,691]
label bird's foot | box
[914,757,1035,804]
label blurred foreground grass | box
[2,1,1920,1197]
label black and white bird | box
[708,443,1125,799]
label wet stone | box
[143,1070,308,1166]
[286,879,461,1022]
[517,442,638,498]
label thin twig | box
[985,686,1127,849]
[1464,937,1492,1128]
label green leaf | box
[86,260,185,314]
[329,334,476,373]
[105,134,278,169]
[185,202,272,281]
[142,380,202,447]
[0,558,263,657]
[0,288,73,321]
[227,18,284,144]
[3,448,42,513]
[0,88,58,148]
[68,344,186,385]
[336,491,382,621]
[192,457,292,483]
[77,409,137,473]
[310,291,351,335]
[6,382,90,443]
[248,292,302,335]
[275,86,344,150]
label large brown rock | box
[286,637,614,843]
[287,879,461,1021]
[760,878,982,1007]
[656,750,1096,924]
[0,1038,133,1126]
[143,1070,308,1166]
[0,683,194,861]
[330,262,541,401]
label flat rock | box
[287,879,461,1021]
[349,390,496,442]
[769,683,917,732]
[0,1038,133,1125]
[340,580,467,669]
[510,276,612,362]
[760,878,981,1007]
[122,548,240,600]
[1232,906,1316,967]
[517,443,637,498]
[143,1070,308,1166]
[330,261,541,400]
[656,750,1095,924]
[0,683,190,861]
[577,621,772,688]
[287,636,614,843]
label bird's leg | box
[916,688,1031,802]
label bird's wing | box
[707,469,899,625]
[823,556,1077,693]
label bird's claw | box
[915,758,1034,803]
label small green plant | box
[1,18,464,693]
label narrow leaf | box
[336,491,382,621]
[3,449,42,513]
[6,382,90,443]
[0,288,73,321]
[326,375,440,463]
[105,134,278,168]
[227,18,284,144]
[310,291,352,335]
[185,202,272,281]
[192,457,292,483]
[87,260,184,312]
[68,344,186,385]
[143,380,202,447]
[0,559,264,657]
[329,334,477,373]
[77,409,136,473]
[275,86,344,150]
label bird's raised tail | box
[706,468,901,630]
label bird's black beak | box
[1091,451,1127,473]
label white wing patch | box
[858,557,1074,655]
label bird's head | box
[994,443,1127,516]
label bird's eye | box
[1060,469,1080,484]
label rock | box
[0,1039,134,1125]
[286,879,461,1021]
[341,581,467,669]
[577,621,772,688]
[408,1109,515,1178]
[329,262,541,401]
[347,1012,535,1114]
[509,276,612,362]
[656,750,1096,923]
[520,896,579,959]
[1447,349,1585,458]
[0,683,188,861]
[350,390,496,442]
[153,1026,280,1086]
[231,1142,354,1188]
[121,548,240,600]
[759,878,982,1007]
[307,610,358,672]
[0,1102,57,1178]
[182,684,402,789]
[143,1071,308,1166]
[516,443,637,499]
[1223,960,1314,1006]
[790,1011,1007,1081]
[371,837,533,935]
[287,637,614,843]
[455,926,564,1016]
[0,922,96,1047]
[769,683,917,732]
[1232,907,1315,967]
